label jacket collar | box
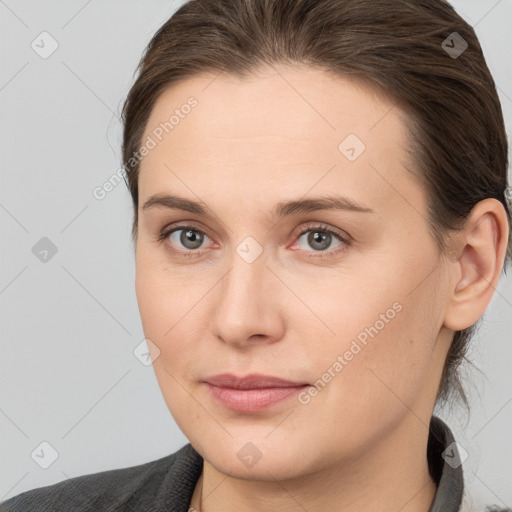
[427,415,464,512]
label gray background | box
[1,0,511,507]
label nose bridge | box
[222,229,270,297]
[220,242,269,314]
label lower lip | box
[204,383,308,413]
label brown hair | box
[121,0,511,412]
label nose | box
[211,248,286,348]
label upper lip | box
[204,373,309,389]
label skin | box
[134,64,509,512]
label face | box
[135,64,454,480]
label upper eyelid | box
[295,222,347,238]
[162,221,213,239]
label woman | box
[2,0,511,511]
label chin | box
[194,432,324,481]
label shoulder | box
[0,443,203,512]
[460,488,511,512]
[429,417,510,512]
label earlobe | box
[443,198,509,332]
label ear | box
[443,198,510,332]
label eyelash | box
[157,221,351,259]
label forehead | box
[138,64,423,218]
[142,64,405,145]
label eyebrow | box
[141,193,375,218]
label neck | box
[190,413,438,512]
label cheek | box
[135,255,208,376]
[135,269,166,341]
[135,247,189,334]
[330,293,437,418]
[135,263,202,428]
[302,265,438,413]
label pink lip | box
[203,373,309,413]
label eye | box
[158,223,214,257]
[291,222,350,258]
[157,221,350,259]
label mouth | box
[203,373,310,413]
